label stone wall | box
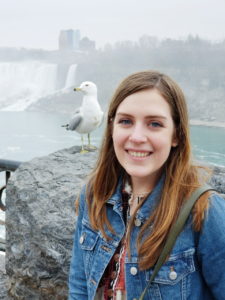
[4,146,225,299]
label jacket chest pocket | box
[145,248,195,299]
[80,222,99,276]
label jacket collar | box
[106,177,123,205]
[137,174,165,221]
[107,173,165,220]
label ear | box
[171,132,178,147]
[172,141,178,147]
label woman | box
[68,71,225,300]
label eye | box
[118,119,132,125]
[149,121,162,128]
[85,84,89,86]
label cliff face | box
[4,147,225,299]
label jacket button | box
[169,270,177,280]
[134,218,142,227]
[79,234,85,244]
[130,267,138,275]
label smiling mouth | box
[127,150,151,157]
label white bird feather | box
[62,81,104,152]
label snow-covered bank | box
[190,119,225,128]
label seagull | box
[62,81,104,153]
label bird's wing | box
[98,111,105,127]
[68,112,82,131]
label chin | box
[125,166,163,183]
[125,169,152,179]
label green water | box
[191,125,225,167]
[0,112,225,167]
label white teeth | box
[128,151,149,157]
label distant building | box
[58,29,81,50]
[79,37,96,51]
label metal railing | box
[0,159,22,251]
[0,159,22,211]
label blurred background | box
[0,0,225,166]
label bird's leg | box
[80,135,88,154]
[87,133,97,149]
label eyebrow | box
[115,112,168,120]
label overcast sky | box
[1,0,225,50]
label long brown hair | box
[86,71,210,270]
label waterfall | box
[64,64,77,88]
[0,61,58,111]
[0,61,77,111]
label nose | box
[129,124,147,143]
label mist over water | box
[0,61,57,110]
[0,62,77,111]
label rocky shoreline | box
[190,119,225,128]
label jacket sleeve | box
[197,193,225,299]
[68,187,88,300]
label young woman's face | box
[112,89,177,186]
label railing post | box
[0,159,23,251]
[0,186,6,211]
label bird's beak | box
[74,87,82,92]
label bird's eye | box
[85,84,89,86]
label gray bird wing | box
[68,111,82,131]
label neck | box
[131,174,160,196]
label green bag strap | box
[138,185,214,300]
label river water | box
[0,111,225,239]
[0,111,225,166]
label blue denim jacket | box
[68,177,225,300]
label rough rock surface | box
[0,272,8,300]
[0,251,10,299]
[209,165,225,195]
[5,146,97,300]
[3,145,225,300]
